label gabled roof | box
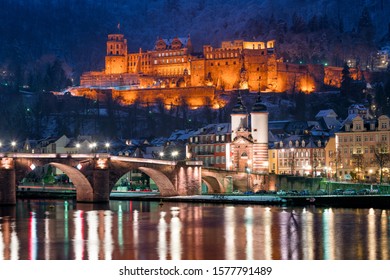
[193,123,231,136]
[315,109,338,119]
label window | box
[356,135,361,142]
[382,134,387,141]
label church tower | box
[250,93,269,172]
[105,33,128,74]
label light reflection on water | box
[0,199,390,260]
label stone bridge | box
[0,153,202,205]
[202,168,270,193]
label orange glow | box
[299,76,316,93]
[96,158,107,169]
[1,158,13,169]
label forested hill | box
[0,0,390,88]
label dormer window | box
[280,141,283,147]
[302,140,305,147]
[289,141,292,147]
[295,140,299,147]
[317,140,321,147]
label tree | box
[333,149,342,181]
[294,91,306,120]
[291,13,306,33]
[352,153,365,182]
[340,63,352,97]
[311,150,319,178]
[373,142,390,184]
[357,7,375,44]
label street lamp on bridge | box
[89,142,97,154]
[171,151,178,161]
[105,142,110,153]
[11,141,16,152]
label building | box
[80,32,325,93]
[269,136,328,176]
[268,109,340,177]
[186,123,232,169]
[335,114,390,182]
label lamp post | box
[89,142,97,155]
[159,152,164,159]
[171,151,178,161]
[105,142,110,154]
[11,141,16,152]
[76,143,80,153]
[245,166,251,193]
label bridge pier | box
[0,158,16,205]
[174,162,202,196]
[89,169,110,203]
[77,159,110,203]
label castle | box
[75,32,370,110]
[80,33,321,94]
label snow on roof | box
[315,109,337,119]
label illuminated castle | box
[80,33,302,92]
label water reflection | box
[0,200,390,260]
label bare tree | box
[333,149,342,181]
[373,142,390,184]
[352,153,365,182]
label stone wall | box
[70,86,218,108]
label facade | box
[269,137,328,176]
[186,123,232,169]
[268,109,340,177]
[335,114,390,182]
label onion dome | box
[231,95,247,114]
[252,93,267,112]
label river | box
[0,199,389,260]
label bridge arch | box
[202,176,223,194]
[138,167,178,196]
[49,163,93,202]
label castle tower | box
[230,94,248,141]
[105,33,128,74]
[250,93,269,172]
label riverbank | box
[15,189,390,208]
[111,192,390,208]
